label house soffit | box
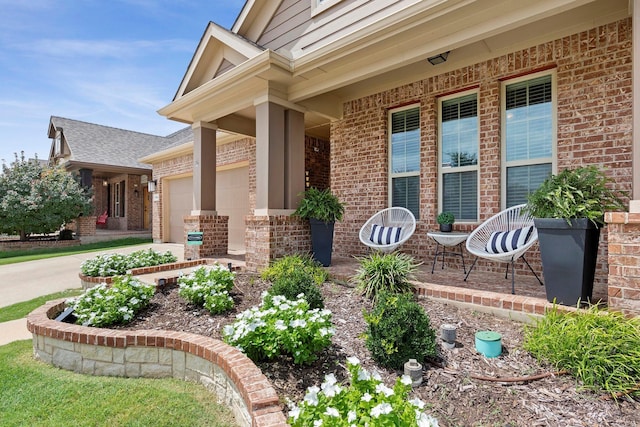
[287,0,627,102]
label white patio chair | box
[359,207,416,253]
[464,204,543,294]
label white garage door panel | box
[168,177,193,244]
[217,166,249,254]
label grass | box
[0,340,237,426]
[0,289,84,323]
[0,237,153,266]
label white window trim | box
[311,0,342,17]
[437,89,480,224]
[114,182,121,218]
[500,69,558,209]
[388,104,421,213]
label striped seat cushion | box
[486,226,534,254]
[369,224,403,245]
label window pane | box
[505,75,552,162]
[506,163,552,207]
[441,95,478,168]
[392,176,419,218]
[391,108,420,174]
[442,171,477,221]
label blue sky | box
[0,0,246,165]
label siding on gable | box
[257,0,410,56]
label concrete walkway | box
[0,243,185,345]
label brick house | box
[152,0,640,315]
[47,116,190,234]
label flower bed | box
[26,298,287,427]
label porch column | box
[633,0,640,210]
[246,100,310,271]
[192,121,217,214]
[185,121,228,260]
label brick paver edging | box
[26,299,288,427]
[79,259,209,289]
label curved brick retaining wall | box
[27,299,287,427]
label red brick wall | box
[245,216,311,271]
[606,212,640,317]
[331,18,632,298]
[305,135,330,190]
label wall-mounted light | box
[102,180,108,187]
[427,51,450,65]
[147,180,157,192]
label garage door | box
[166,167,249,253]
[217,166,249,254]
[168,177,193,244]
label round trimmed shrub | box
[268,268,324,309]
[364,292,437,370]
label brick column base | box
[76,216,96,236]
[183,215,228,260]
[245,215,311,272]
[605,212,640,317]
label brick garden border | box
[26,299,288,427]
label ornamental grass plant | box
[523,305,640,398]
[261,253,329,285]
[352,252,419,303]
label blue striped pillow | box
[486,226,534,254]
[370,224,402,245]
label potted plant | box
[437,211,455,232]
[293,187,345,267]
[525,166,627,306]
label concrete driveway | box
[0,243,184,308]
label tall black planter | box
[534,218,601,306]
[309,219,335,267]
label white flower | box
[361,392,373,402]
[304,386,320,406]
[288,406,301,421]
[416,412,440,427]
[347,410,357,422]
[401,374,413,386]
[323,373,337,385]
[324,407,339,417]
[409,398,426,409]
[290,318,307,328]
[357,367,371,381]
[347,356,360,366]
[313,420,323,427]
[371,402,393,418]
[372,370,382,381]
[274,319,287,330]
[375,383,394,397]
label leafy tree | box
[0,153,92,240]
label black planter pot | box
[534,218,601,306]
[439,223,453,232]
[309,219,335,267]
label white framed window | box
[311,0,342,16]
[114,182,121,218]
[389,105,420,219]
[54,131,61,156]
[438,91,479,222]
[501,70,557,207]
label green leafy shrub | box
[288,357,439,426]
[178,264,235,314]
[80,248,177,277]
[524,305,640,398]
[223,293,334,365]
[70,275,154,327]
[351,252,419,303]
[268,268,324,309]
[364,292,437,370]
[261,254,328,285]
[292,187,345,222]
[436,211,455,225]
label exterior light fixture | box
[427,51,450,65]
[441,324,457,349]
[102,180,108,187]
[147,180,157,192]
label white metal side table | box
[427,231,470,274]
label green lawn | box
[0,340,237,426]
[0,289,84,323]
[0,237,153,266]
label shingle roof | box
[49,116,190,169]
